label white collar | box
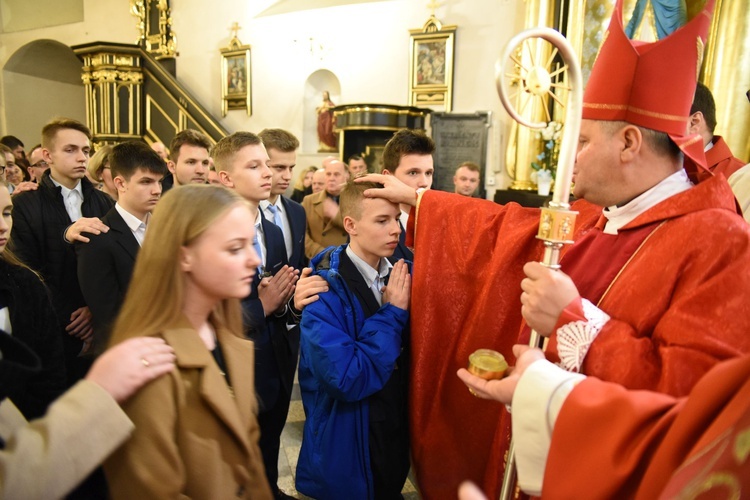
[50,176,82,198]
[399,210,409,229]
[260,197,283,212]
[345,245,392,289]
[254,208,264,232]
[115,203,148,232]
[602,170,693,234]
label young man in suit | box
[381,129,435,261]
[161,129,212,193]
[77,141,168,352]
[297,180,411,499]
[10,118,114,385]
[213,131,299,500]
[258,129,308,428]
[258,129,307,271]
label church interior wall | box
[1,0,526,191]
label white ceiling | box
[256,0,390,17]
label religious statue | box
[316,91,337,152]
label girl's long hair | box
[109,184,247,346]
[293,165,318,191]
[0,183,40,277]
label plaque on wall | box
[430,111,491,198]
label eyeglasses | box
[30,160,48,169]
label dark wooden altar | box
[332,104,430,171]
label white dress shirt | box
[50,177,83,222]
[345,246,393,306]
[399,210,409,232]
[0,307,11,335]
[114,203,149,246]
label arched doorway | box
[3,39,85,146]
[303,69,341,154]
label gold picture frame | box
[409,16,457,112]
[220,35,251,117]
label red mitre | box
[582,0,716,170]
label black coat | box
[76,207,140,352]
[0,259,67,419]
[10,170,114,380]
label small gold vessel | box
[468,349,508,381]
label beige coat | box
[105,320,272,500]
[0,381,133,499]
[301,190,348,259]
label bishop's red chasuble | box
[409,176,750,499]
[543,354,750,499]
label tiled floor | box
[276,379,420,499]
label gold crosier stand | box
[494,27,582,500]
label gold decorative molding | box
[77,48,144,144]
[82,69,144,85]
[130,0,177,60]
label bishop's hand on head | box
[355,174,417,206]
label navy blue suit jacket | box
[280,196,307,270]
[242,215,296,411]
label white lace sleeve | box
[556,299,610,372]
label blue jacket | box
[295,245,409,500]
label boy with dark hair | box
[11,118,113,384]
[0,135,26,161]
[348,154,368,176]
[164,129,212,190]
[297,180,411,500]
[381,129,435,260]
[687,82,745,179]
[77,141,168,351]
[213,131,300,500]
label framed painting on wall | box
[220,35,252,117]
[409,16,457,112]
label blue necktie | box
[253,224,264,274]
[267,204,284,228]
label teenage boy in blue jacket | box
[297,180,411,500]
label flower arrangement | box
[531,121,562,182]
